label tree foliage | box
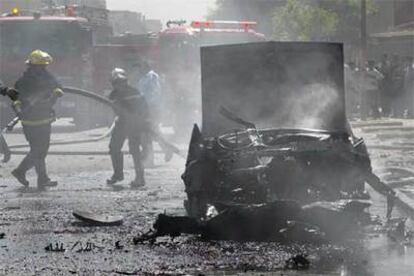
[272,0,339,41]
[272,0,377,42]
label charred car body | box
[182,42,373,219]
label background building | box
[0,0,107,12]
[109,10,162,35]
[55,0,106,9]
[109,10,146,35]
[370,0,414,58]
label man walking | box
[107,68,149,188]
[11,50,64,189]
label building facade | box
[369,0,414,58]
[55,0,106,9]
[109,10,146,35]
[0,0,106,12]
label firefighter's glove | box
[6,88,19,101]
[49,88,64,105]
[53,88,65,98]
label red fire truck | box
[0,7,97,127]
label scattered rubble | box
[45,243,66,252]
[73,210,123,226]
[284,254,310,270]
[135,199,377,243]
[71,241,104,252]
[115,241,124,250]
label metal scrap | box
[284,254,310,270]
[71,241,103,252]
[45,243,66,252]
[135,199,377,243]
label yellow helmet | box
[25,50,53,65]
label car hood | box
[200,41,347,137]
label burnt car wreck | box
[138,42,397,243]
[183,122,371,218]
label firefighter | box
[0,80,19,163]
[107,68,148,188]
[11,50,64,188]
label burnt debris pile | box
[135,199,376,243]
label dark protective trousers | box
[16,124,51,183]
[109,120,144,181]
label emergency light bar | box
[191,20,258,31]
[11,7,20,16]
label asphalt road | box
[0,121,413,275]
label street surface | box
[0,120,414,275]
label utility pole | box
[360,0,367,67]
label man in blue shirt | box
[133,61,172,166]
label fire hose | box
[0,87,183,162]
[7,118,116,149]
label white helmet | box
[111,68,127,82]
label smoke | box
[107,0,215,23]
[280,83,340,130]
[200,42,346,136]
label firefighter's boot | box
[12,156,33,187]
[130,154,145,188]
[38,178,58,188]
[11,169,29,187]
[36,159,57,188]
[107,153,124,185]
[130,172,145,188]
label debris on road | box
[73,210,123,226]
[70,241,102,252]
[284,254,310,270]
[115,240,124,250]
[45,243,66,252]
[135,199,377,243]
